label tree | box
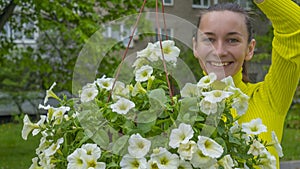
[0,0,155,114]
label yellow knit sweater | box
[235,0,300,167]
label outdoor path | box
[281,160,300,169]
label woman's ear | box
[245,39,256,61]
[193,37,199,59]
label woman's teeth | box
[211,62,230,67]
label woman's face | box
[193,10,256,79]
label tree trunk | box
[0,0,17,31]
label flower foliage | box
[22,40,282,169]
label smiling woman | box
[193,0,300,168]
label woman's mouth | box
[209,61,233,67]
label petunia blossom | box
[120,154,147,169]
[22,114,46,140]
[95,75,115,91]
[169,123,194,148]
[199,99,218,115]
[110,97,135,115]
[241,118,267,135]
[202,90,233,103]
[67,148,85,169]
[128,133,151,158]
[154,40,180,64]
[80,83,98,103]
[150,147,179,169]
[247,139,266,156]
[177,140,197,160]
[81,143,102,159]
[197,136,223,158]
[44,82,61,105]
[197,73,217,89]
[271,131,283,157]
[44,137,64,157]
[190,148,217,169]
[137,42,159,62]
[135,65,153,82]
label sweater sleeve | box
[255,0,300,114]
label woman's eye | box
[228,38,239,43]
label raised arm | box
[255,0,300,114]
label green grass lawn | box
[0,122,40,169]
[281,128,300,161]
[0,122,299,169]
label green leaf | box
[91,129,110,148]
[112,135,129,155]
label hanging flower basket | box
[21,1,283,169]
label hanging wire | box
[155,0,174,103]
[108,0,174,104]
[108,0,148,102]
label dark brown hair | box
[195,3,254,83]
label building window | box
[103,23,136,48]
[236,0,251,10]
[155,28,173,41]
[192,0,210,8]
[163,0,173,6]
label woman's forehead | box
[199,11,248,35]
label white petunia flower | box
[44,82,60,105]
[128,133,151,158]
[81,153,106,169]
[229,121,241,134]
[150,147,179,169]
[199,99,218,115]
[177,140,197,160]
[190,148,217,169]
[202,90,233,103]
[112,81,130,100]
[44,137,64,157]
[247,139,266,156]
[32,115,46,136]
[180,83,200,98]
[197,73,217,89]
[241,118,267,135]
[271,131,284,157]
[67,148,85,169]
[51,106,70,125]
[218,155,234,169]
[169,123,194,148]
[81,143,102,159]
[137,42,159,62]
[221,76,235,88]
[120,154,147,169]
[38,152,55,168]
[178,160,193,169]
[22,114,46,140]
[110,97,135,115]
[36,136,52,155]
[258,149,277,169]
[95,75,115,91]
[80,83,98,103]
[135,65,153,82]
[197,136,224,158]
[231,88,249,116]
[29,157,40,169]
[155,40,180,63]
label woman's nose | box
[213,41,227,57]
